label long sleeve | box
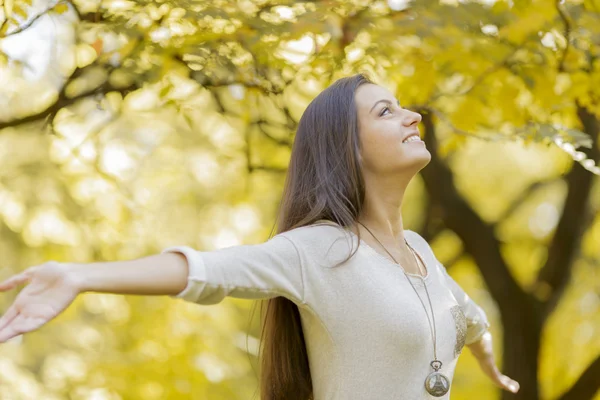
[161,233,306,306]
[436,260,491,345]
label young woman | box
[0,74,520,399]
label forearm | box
[67,252,189,296]
[467,330,494,360]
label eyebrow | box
[370,99,401,114]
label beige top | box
[162,220,490,399]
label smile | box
[402,136,423,144]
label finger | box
[478,358,519,393]
[0,306,18,331]
[0,315,44,343]
[0,314,22,343]
[0,272,32,291]
[487,366,519,393]
[499,375,520,393]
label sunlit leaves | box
[0,1,599,400]
[75,43,98,68]
[553,134,600,174]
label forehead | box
[355,84,396,112]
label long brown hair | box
[255,73,372,400]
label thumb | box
[478,356,520,393]
[0,268,37,291]
[498,374,520,394]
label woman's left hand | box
[467,331,520,394]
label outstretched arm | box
[467,331,520,394]
[437,260,519,394]
[70,252,190,296]
[0,252,190,344]
[436,259,491,345]
[0,232,305,343]
[72,232,305,302]
[159,233,305,305]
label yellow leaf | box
[439,133,467,158]
[569,71,590,99]
[54,2,69,14]
[118,38,138,58]
[498,5,552,43]
[4,0,13,18]
[13,4,27,19]
[104,92,123,113]
[554,73,571,96]
[0,20,11,35]
[75,43,98,68]
[584,0,600,12]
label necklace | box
[356,221,450,397]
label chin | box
[407,151,431,171]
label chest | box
[314,246,468,361]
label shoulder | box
[404,229,435,256]
[276,220,356,264]
[278,220,350,246]
[404,229,426,243]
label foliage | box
[0,0,599,399]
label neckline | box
[314,219,431,282]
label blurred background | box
[0,0,599,399]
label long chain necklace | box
[357,221,450,397]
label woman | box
[0,74,520,399]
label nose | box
[402,110,422,127]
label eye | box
[380,107,391,116]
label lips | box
[402,132,421,143]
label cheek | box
[359,123,432,172]
[360,128,405,167]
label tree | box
[0,0,598,399]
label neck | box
[355,172,410,239]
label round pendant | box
[425,371,450,397]
[424,360,450,397]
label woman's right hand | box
[0,261,80,343]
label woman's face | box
[354,83,431,176]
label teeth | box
[403,136,421,143]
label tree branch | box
[556,0,572,73]
[557,354,600,400]
[429,51,516,102]
[486,3,595,320]
[496,178,560,223]
[537,103,599,318]
[255,121,293,147]
[0,81,137,131]
[1,0,65,38]
[1,38,144,131]
[418,106,508,142]
[77,11,106,23]
[249,164,287,173]
[418,107,527,308]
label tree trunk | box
[501,302,543,400]
[418,108,600,400]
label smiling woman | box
[353,82,430,192]
[0,73,519,400]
